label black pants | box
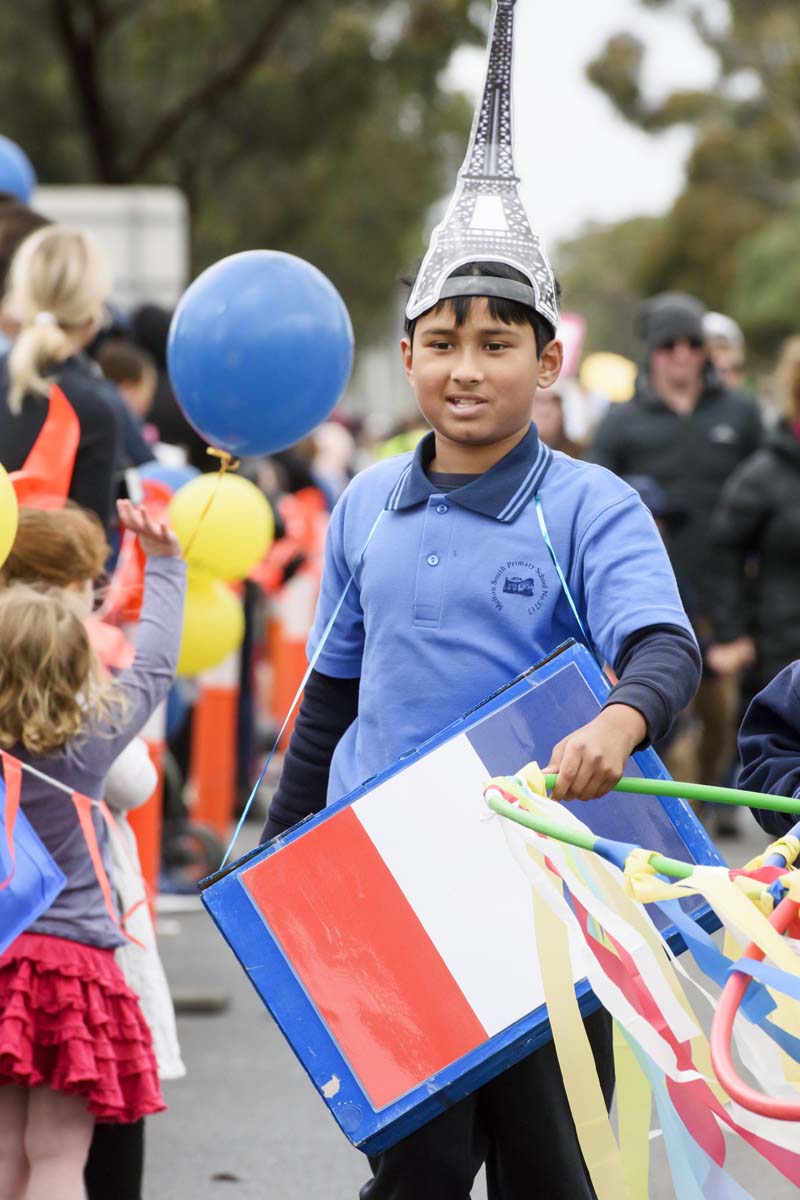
[84,1119,145,1200]
[360,1009,614,1200]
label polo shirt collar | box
[385,424,553,523]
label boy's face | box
[401,298,562,453]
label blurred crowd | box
[536,293,799,838]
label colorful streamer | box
[484,766,800,1199]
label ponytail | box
[7,319,75,415]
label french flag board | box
[204,645,721,1150]
[242,735,545,1111]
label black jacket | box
[0,353,122,529]
[589,365,763,614]
[709,420,800,690]
[739,661,800,836]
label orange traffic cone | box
[262,487,328,748]
[268,571,321,749]
[188,650,240,839]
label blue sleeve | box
[305,489,366,678]
[575,491,696,666]
[739,663,800,835]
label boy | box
[263,258,701,1198]
[95,337,158,426]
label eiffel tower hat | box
[406,0,559,334]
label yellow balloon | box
[169,474,274,582]
[579,353,637,404]
[0,464,19,569]
[177,572,245,677]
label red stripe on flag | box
[243,807,488,1109]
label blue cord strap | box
[220,508,385,868]
[534,492,605,672]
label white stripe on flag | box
[352,734,546,1037]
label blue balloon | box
[0,136,36,202]
[138,461,201,494]
[167,250,354,458]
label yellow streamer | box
[613,1019,651,1200]
[693,871,800,978]
[732,873,775,914]
[527,844,630,1200]
[781,871,800,903]
[744,835,800,874]
[518,761,548,801]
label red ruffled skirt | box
[0,932,165,1123]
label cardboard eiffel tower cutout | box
[406,0,559,330]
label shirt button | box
[427,554,440,567]
[436,504,448,514]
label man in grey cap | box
[589,292,763,819]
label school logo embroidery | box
[491,560,549,615]
[503,576,536,597]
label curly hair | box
[0,585,117,754]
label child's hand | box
[116,499,182,558]
[544,704,647,802]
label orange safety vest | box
[100,477,172,627]
[9,384,81,508]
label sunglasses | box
[656,337,705,352]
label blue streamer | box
[593,837,641,872]
[759,1017,800,1063]
[659,897,800,1060]
[657,897,776,1024]
[728,956,800,1003]
[623,1026,755,1200]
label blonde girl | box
[0,226,119,527]
[0,501,186,1200]
[0,502,185,1200]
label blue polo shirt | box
[308,425,693,804]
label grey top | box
[14,556,187,949]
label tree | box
[0,1,481,338]
[583,0,800,360]
[557,216,660,360]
